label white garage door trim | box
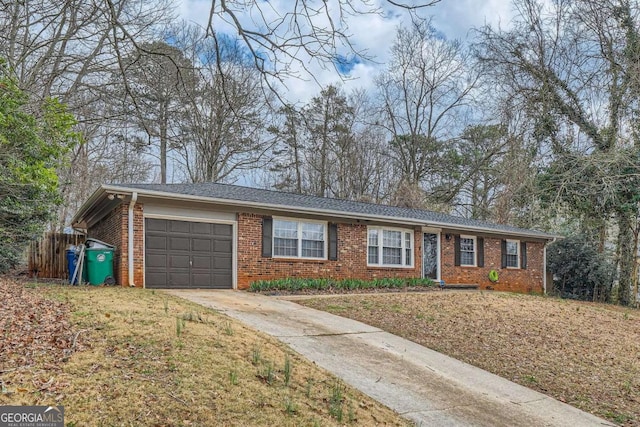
[143,213,237,290]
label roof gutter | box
[96,184,558,240]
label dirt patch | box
[298,291,640,426]
[0,279,407,426]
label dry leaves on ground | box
[0,278,77,373]
[299,291,640,426]
[0,278,80,399]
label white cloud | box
[176,0,514,103]
[428,0,515,40]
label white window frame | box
[367,226,414,268]
[272,217,328,260]
[459,235,477,267]
[505,239,520,269]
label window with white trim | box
[460,236,476,266]
[368,229,379,264]
[506,239,519,268]
[273,219,326,259]
[367,227,413,267]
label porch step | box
[442,283,479,290]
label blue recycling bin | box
[66,249,87,285]
[66,249,79,284]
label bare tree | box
[121,41,197,183]
[302,85,355,197]
[165,26,275,183]
[203,0,441,93]
[0,0,174,106]
[345,89,396,203]
[376,19,478,196]
[269,104,306,193]
[441,124,511,220]
[268,85,393,201]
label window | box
[405,232,412,266]
[368,229,379,264]
[382,230,402,264]
[302,223,324,258]
[273,220,298,257]
[506,239,519,268]
[273,219,326,259]
[367,226,414,267]
[460,236,476,266]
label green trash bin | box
[85,247,115,285]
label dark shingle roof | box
[112,182,553,238]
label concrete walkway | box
[165,290,613,427]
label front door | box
[423,233,439,280]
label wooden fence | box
[28,233,85,279]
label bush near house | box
[249,277,435,293]
[546,234,617,302]
[0,64,78,273]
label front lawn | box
[297,291,640,426]
[0,278,408,426]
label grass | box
[299,291,640,426]
[283,355,292,386]
[329,380,345,422]
[251,346,262,365]
[284,396,298,415]
[248,277,435,293]
[0,281,409,426]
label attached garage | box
[145,218,233,289]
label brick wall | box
[237,212,422,289]
[440,233,544,293]
[87,204,125,285]
[87,202,144,287]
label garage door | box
[145,218,233,289]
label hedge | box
[248,277,435,292]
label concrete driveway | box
[165,290,612,427]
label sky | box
[176,0,516,104]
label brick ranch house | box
[71,183,557,293]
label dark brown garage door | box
[145,218,233,289]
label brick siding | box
[87,202,144,287]
[237,212,422,289]
[440,233,544,293]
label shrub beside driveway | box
[298,291,640,427]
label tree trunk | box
[633,222,640,307]
[160,100,168,184]
[293,133,302,193]
[616,210,634,306]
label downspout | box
[128,192,138,287]
[543,238,556,296]
[543,242,548,295]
